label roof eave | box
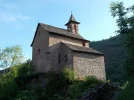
[72,50,104,56]
[65,21,80,26]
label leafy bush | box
[0,74,19,100]
[10,59,32,77]
[68,76,104,98]
[51,94,65,100]
[13,90,37,100]
[118,80,134,100]
[0,66,104,100]
[62,67,78,82]
[45,72,71,98]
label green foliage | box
[118,81,134,100]
[0,59,32,100]
[0,64,104,100]
[0,74,19,100]
[51,94,65,100]
[9,59,32,78]
[68,76,103,98]
[90,35,127,85]
[13,90,37,100]
[62,67,78,82]
[110,1,134,80]
[0,45,24,73]
[44,72,71,98]
[110,1,134,100]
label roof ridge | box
[40,23,69,32]
[62,42,103,55]
[39,22,88,41]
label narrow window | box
[74,24,77,29]
[82,42,85,46]
[38,31,40,36]
[46,52,50,55]
[38,49,40,54]
[58,53,60,63]
[68,26,70,31]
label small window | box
[58,53,61,63]
[68,26,71,31]
[38,31,40,36]
[46,52,50,55]
[82,42,85,46]
[38,49,40,54]
[74,25,77,29]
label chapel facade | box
[31,14,106,81]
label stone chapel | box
[31,14,106,80]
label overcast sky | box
[0,0,133,63]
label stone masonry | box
[31,14,106,81]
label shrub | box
[45,72,71,98]
[10,59,32,77]
[0,74,19,100]
[51,94,65,100]
[13,90,37,100]
[68,76,104,98]
[84,76,104,87]
[118,80,134,100]
[62,67,78,82]
[68,81,84,98]
[15,73,41,90]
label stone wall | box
[73,52,106,81]
[32,25,49,72]
[49,43,62,71]
[31,25,105,80]
[49,34,89,48]
[48,43,74,71]
[60,43,73,68]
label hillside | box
[90,34,127,85]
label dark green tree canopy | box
[110,2,134,79]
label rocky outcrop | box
[79,82,120,100]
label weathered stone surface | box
[49,34,89,47]
[73,52,106,81]
[31,17,106,81]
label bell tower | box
[65,14,80,34]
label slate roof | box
[69,14,76,22]
[40,23,89,41]
[63,42,104,55]
[65,14,80,25]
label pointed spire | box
[69,14,76,22]
[65,13,80,26]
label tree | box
[0,45,24,73]
[110,2,134,79]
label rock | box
[79,82,120,100]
